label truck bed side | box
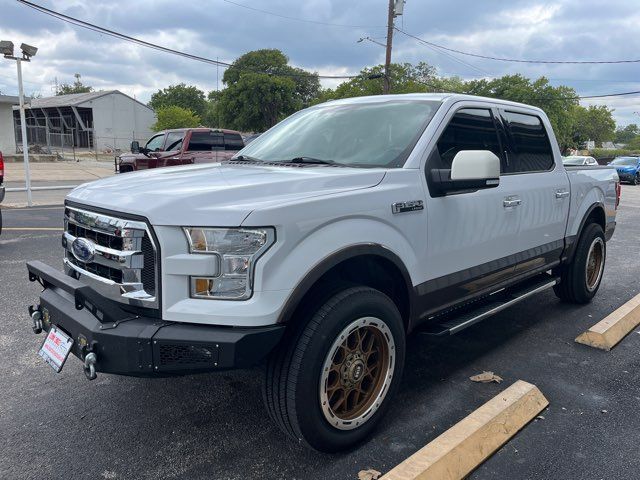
[564,165,618,240]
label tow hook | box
[30,307,43,334]
[83,352,98,381]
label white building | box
[13,90,155,153]
[0,95,20,154]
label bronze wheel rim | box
[585,237,605,292]
[320,317,395,430]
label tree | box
[317,62,440,102]
[572,105,616,146]
[201,90,222,128]
[149,83,208,118]
[625,135,640,150]
[217,49,319,131]
[218,74,297,131]
[57,73,92,95]
[152,105,200,131]
[223,49,320,108]
[615,124,639,144]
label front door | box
[418,104,522,316]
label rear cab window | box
[500,111,555,174]
[224,133,244,150]
[187,131,225,151]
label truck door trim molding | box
[413,239,564,323]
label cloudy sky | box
[1,0,639,125]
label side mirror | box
[131,140,140,154]
[430,150,500,196]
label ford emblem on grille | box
[71,237,96,263]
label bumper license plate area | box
[38,325,74,372]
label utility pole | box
[383,1,404,94]
[383,0,395,94]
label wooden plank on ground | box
[575,292,640,351]
[381,380,548,480]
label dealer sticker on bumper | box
[38,326,74,373]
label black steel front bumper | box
[27,260,285,378]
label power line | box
[16,0,357,80]
[396,27,640,65]
[222,0,385,29]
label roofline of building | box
[19,90,154,111]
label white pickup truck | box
[27,93,619,452]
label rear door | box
[419,103,523,313]
[498,109,570,275]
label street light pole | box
[16,57,32,206]
[2,40,37,207]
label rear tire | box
[263,286,405,452]
[554,222,606,303]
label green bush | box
[590,148,640,160]
[152,105,201,131]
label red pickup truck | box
[116,128,245,173]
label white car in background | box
[563,155,599,166]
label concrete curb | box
[575,292,640,351]
[381,380,548,480]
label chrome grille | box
[63,206,158,308]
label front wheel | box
[554,222,606,303]
[263,286,405,452]
[634,173,640,186]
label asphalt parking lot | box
[1,188,640,480]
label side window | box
[501,111,554,173]
[145,134,165,151]
[429,108,502,171]
[188,132,225,151]
[224,133,244,150]
[164,132,184,151]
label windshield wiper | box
[233,155,263,162]
[287,157,337,165]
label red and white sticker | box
[38,326,74,372]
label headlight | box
[184,227,275,300]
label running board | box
[419,274,560,337]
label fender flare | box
[563,202,606,264]
[276,243,415,326]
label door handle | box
[503,196,521,208]
[555,190,570,199]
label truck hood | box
[67,163,386,226]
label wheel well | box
[119,165,134,173]
[284,255,411,331]
[584,205,605,232]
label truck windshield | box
[236,100,441,168]
[611,157,638,166]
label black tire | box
[263,286,405,452]
[554,222,606,303]
[635,173,640,186]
